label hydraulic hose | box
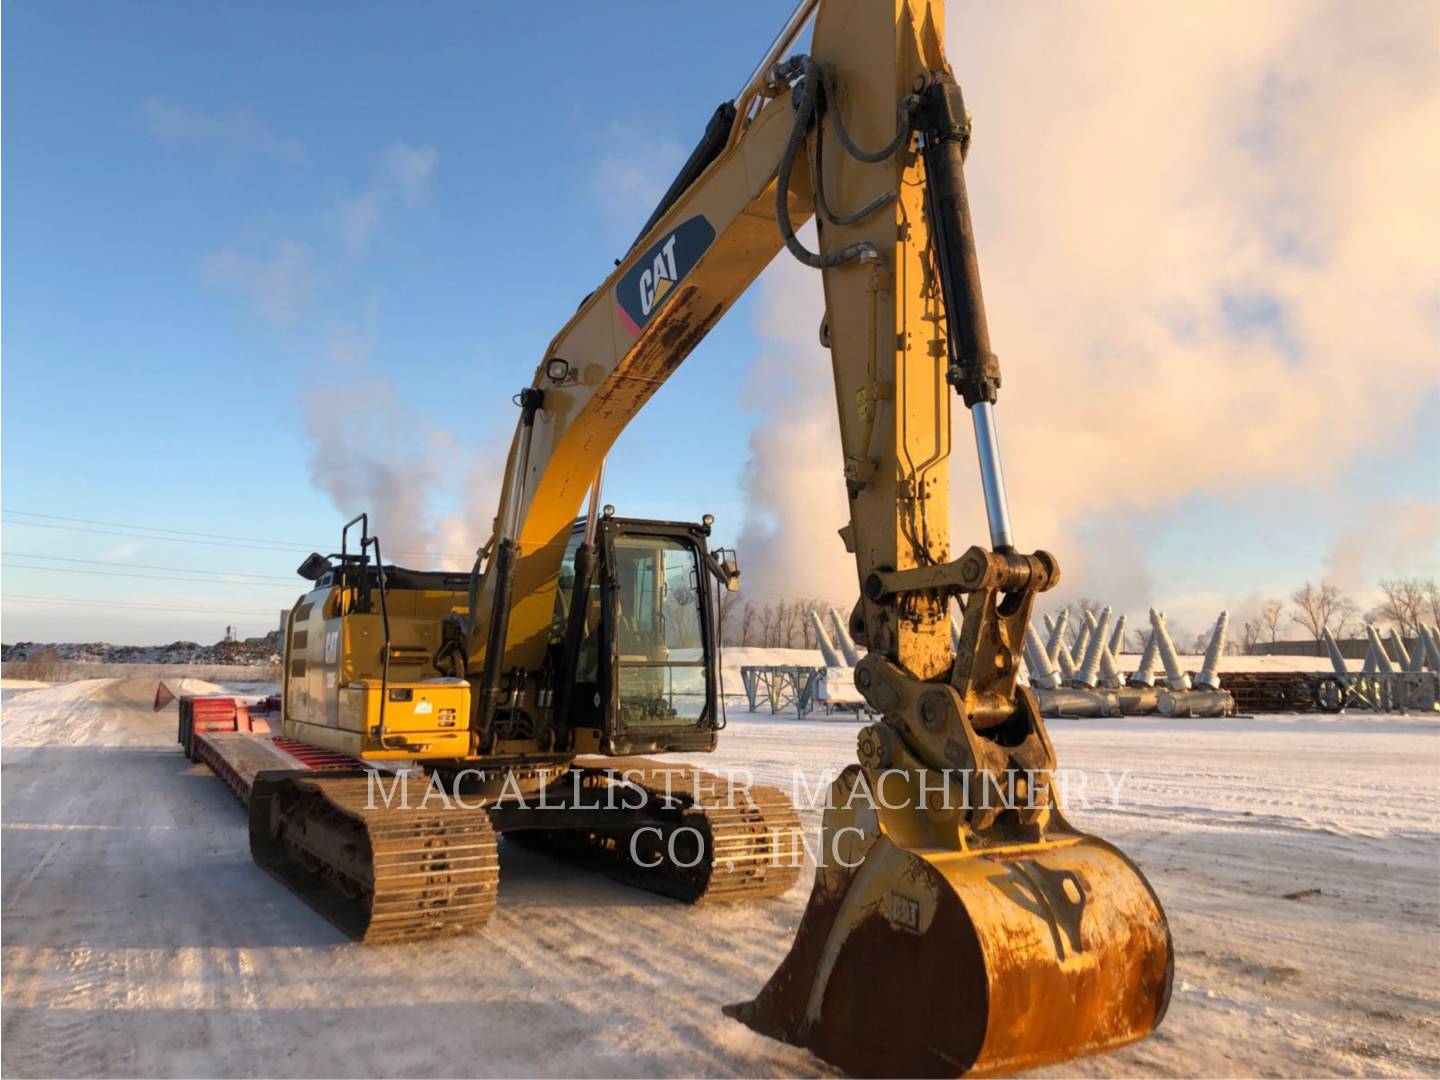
[774,57,918,259]
[815,64,916,164]
[814,118,896,227]
[774,58,878,268]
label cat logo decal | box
[615,215,716,334]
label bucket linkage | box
[726,547,1173,1076]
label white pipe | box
[1046,609,1069,668]
[1099,638,1124,690]
[1423,626,1440,672]
[1074,608,1112,689]
[1025,623,1062,690]
[1070,618,1094,682]
[1367,624,1396,674]
[828,607,861,667]
[1390,629,1414,671]
[809,610,842,668]
[1107,614,1127,657]
[1129,631,1160,688]
[1150,608,1192,691]
[1196,611,1229,690]
[1321,627,1349,675]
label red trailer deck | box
[168,686,367,804]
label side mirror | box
[297,552,333,581]
[711,548,741,593]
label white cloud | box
[333,141,439,256]
[141,99,305,165]
[1325,496,1440,595]
[199,239,314,326]
[302,324,502,569]
[731,0,1440,615]
[593,122,686,245]
[336,192,383,258]
[734,236,854,608]
[380,142,439,206]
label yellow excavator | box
[248,0,1171,1073]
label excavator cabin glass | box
[612,534,708,726]
[552,518,721,753]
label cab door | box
[599,526,719,755]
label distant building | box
[1249,637,1419,660]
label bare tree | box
[1375,577,1429,638]
[1240,618,1263,654]
[1258,598,1285,643]
[797,598,828,649]
[740,602,758,646]
[718,591,743,645]
[757,603,777,648]
[1062,598,1104,648]
[782,600,802,648]
[1426,577,1440,626]
[1290,581,1356,642]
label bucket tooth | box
[727,766,1172,1077]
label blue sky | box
[3,1,797,643]
[4,1,1438,649]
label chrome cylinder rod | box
[583,458,608,546]
[970,401,1014,551]
[502,435,531,541]
[734,0,819,105]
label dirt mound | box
[1,631,281,667]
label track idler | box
[726,764,1172,1077]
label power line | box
[3,509,319,546]
[3,594,282,616]
[2,561,301,588]
[3,551,298,582]
[2,508,476,560]
[2,516,308,553]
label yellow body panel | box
[286,678,470,761]
[282,583,475,760]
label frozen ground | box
[2,676,1437,1078]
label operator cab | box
[550,514,739,755]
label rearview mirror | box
[296,552,333,581]
[711,547,741,593]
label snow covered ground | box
[2,676,1437,1077]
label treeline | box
[1239,575,1439,651]
[718,593,844,649]
[720,575,1440,655]
[1047,575,1440,656]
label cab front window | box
[611,534,708,726]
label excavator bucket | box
[726,765,1172,1077]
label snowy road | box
[2,677,1438,1077]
